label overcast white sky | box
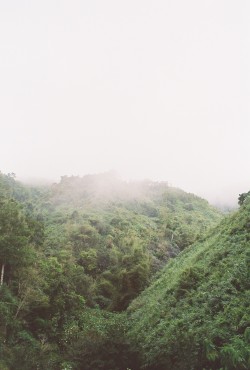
[0,0,249,205]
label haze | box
[0,1,249,206]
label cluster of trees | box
[238,191,250,206]
[3,172,247,369]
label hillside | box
[127,195,250,370]
[0,171,224,369]
[0,172,221,310]
[31,173,222,310]
[1,171,249,369]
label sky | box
[0,0,249,206]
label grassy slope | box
[127,199,250,370]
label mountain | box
[127,194,250,370]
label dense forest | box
[0,171,249,369]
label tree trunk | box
[14,289,30,319]
[0,263,5,286]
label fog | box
[0,1,249,207]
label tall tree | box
[0,197,32,287]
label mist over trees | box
[0,171,249,369]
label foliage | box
[238,191,250,206]
[35,174,222,310]
[0,171,225,369]
[127,199,250,370]
[61,309,135,370]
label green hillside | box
[0,171,228,369]
[29,173,222,311]
[127,195,250,370]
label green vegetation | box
[1,171,249,369]
[16,172,221,312]
[127,195,250,369]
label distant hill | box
[127,193,250,370]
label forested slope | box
[0,171,224,369]
[127,194,250,370]
[28,173,222,310]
